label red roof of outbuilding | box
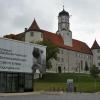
[26,19,40,32]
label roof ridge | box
[73,39,86,44]
[41,29,56,35]
[27,19,40,32]
[91,40,100,49]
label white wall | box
[49,48,93,73]
[25,31,43,43]
[92,49,100,69]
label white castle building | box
[4,8,100,73]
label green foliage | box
[34,73,100,92]
[90,65,100,90]
[36,73,100,83]
[36,40,59,69]
[90,64,99,78]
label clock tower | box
[57,7,72,46]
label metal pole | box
[68,52,69,73]
[32,72,34,91]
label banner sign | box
[0,38,46,73]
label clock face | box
[62,23,66,29]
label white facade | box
[25,31,43,43]
[24,9,94,73]
[92,49,100,69]
[47,48,93,73]
[59,30,72,47]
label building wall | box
[47,48,93,73]
[24,30,93,73]
[25,31,43,43]
[92,49,100,69]
[60,30,72,46]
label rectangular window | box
[77,53,80,57]
[89,55,91,60]
[57,57,60,61]
[97,56,100,60]
[81,60,83,70]
[76,53,77,57]
[61,50,63,54]
[30,32,34,37]
[97,49,100,53]
[98,63,100,66]
[61,58,64,62]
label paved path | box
[0,92,100,100]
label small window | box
[57,57,60,61]
[98,63,100,66]
[97,56,100,60]
[77,53,80,57]
[76,53,77,57]
[90,55,92,60]
[61,58,64,62]
[87,55,88,59]
[30,32,34,37]
[97,49,100,53]
[61,50,63,54]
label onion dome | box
[59,8,69,16]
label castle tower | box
[57,7,72,46]
[91,40,100,68]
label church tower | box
[57,7,72,46]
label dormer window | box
[30,32,34,37]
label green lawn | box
[34,73,100,92]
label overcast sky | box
[0,0,100,47]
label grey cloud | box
[0,0,100,46]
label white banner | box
[0,38,46,73]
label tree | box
[90,64,100,90]
[36,40,59,69]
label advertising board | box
[0,38,46,73]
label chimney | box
[24,28,27,32]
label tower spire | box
[63,5,64,10]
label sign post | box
[67,79,74,92]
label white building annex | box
[4,8,100,73]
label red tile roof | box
[41,30,92,55]
[3,20,92,55]
[91,40,100,50]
